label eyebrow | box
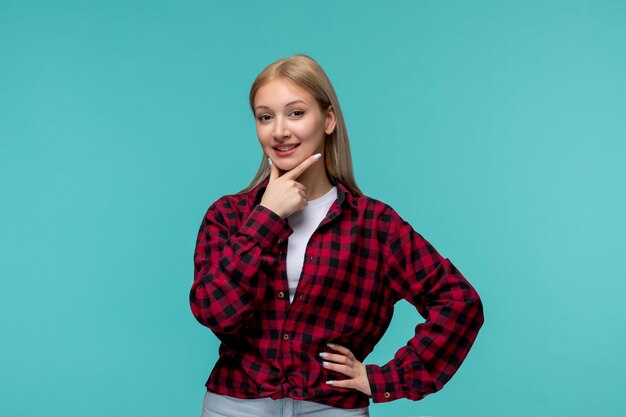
[254,100,307,111]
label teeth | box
[276,145,297,151]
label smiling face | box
[253,78,336,172]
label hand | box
[321,343,372,396]
[259,154,321,218]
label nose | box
[272,117,290,141]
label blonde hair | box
[238,54,362,197]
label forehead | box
[254,78,316,108]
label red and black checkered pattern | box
[190,177,483,408]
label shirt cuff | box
[366,363,408,403]
[239,205,292,251]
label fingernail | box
[327,343,335,348]
[313,153,321,160]
[319,352,328,358]
[326,380,334,385]
[267,158,273,166]
[322,361,329,367]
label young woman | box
[190,54,484,417]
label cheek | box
[296,121,321,140]
[256,126,270,144]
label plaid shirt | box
[190,177,483,409]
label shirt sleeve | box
[365,210,484,403]
[190,198,292,335]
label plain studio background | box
[1,1,624,416]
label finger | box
[326,343,356,361]
[319,352,352,365]
[296,199,308,213]
[281,153,322,181]
[326,379,355,389]
[322,361,355,377]
[268,157,279,182]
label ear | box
[324,105,337,135]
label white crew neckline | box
[304,186,337,209]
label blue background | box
[1,1,625,416]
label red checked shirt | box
[190,177,484,409]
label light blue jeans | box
[201,391,370,417]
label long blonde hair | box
[238,54,362,197]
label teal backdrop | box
[1,1,625,416]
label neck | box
[283,161,333,201]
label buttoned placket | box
[277,198,343,385]
[278,224,321,348]
[284,199,342,309]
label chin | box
[274,156,305,171]
[275,162,298,172]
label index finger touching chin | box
[283,152,322,180]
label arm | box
[365,213,484,402]
[191,154,322,334]
[190,198,292,335]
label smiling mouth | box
[274,144,300,152]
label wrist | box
[259,202,284,219]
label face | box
[253,78,336,172]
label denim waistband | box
[201,391,370,417]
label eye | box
[256,114,272,122]
[290,110,305,118]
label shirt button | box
[278,238,283,244]
[283,333,289,341]
[299,294,307,302]
[277,291,285,299]
[384,392,391,399]
[309,255,313,261]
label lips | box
[272,143,301,157]
[273,143,300,152]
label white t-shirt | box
[285,186,337,302]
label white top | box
[285,186,337,302]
